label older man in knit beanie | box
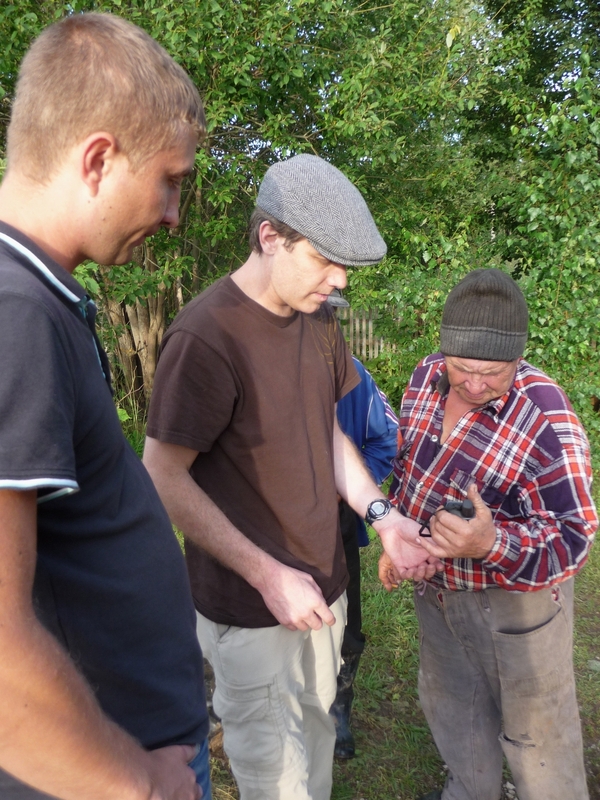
[381,268,597,800]
[144,155,439,800]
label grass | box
[209,482,600,800]
[573,534,600,797]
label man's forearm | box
[143,438,334,631]
[0,603,166,800]
[333,418,386,516]
[0,489,195,800]
[143,439,285,592]
[333,421,438,580]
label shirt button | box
[417,481,424,488]
[431,435,438,443]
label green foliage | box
[0,2,71,143]
[490,72,600,458]
[0,0,598,460]
[1,8,598,793]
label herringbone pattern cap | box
[256,154,387,267]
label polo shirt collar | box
[0,220,112,392]
[0,220,87,305]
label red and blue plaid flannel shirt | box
[389,354,598,591]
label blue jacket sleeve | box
[336,359,399,547]
[337,358,399,484]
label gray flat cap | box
[256,154,387,267]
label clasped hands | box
[378,483,497,591]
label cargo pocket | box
[493,599,584,794]
[493,603,570,698]
[493,601,576,755]
[213,674,286,767]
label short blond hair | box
[7,12,205,181]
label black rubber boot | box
[329,651,361,759]
[203,658,222,740]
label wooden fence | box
[336,308,390,360]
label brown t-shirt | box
[147,276,359,627]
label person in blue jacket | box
[331,352,399,758]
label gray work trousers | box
[414,579,588,800]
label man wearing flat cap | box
[143,155,438,800]
[381,269,598,800]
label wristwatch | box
[365,498,392,525]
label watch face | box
[366,499,391,523]
[371,500,387,515]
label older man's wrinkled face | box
[445,356,519,407]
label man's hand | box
[378,548,443,591]
[378,551,399,591]
[145,745,201,800]
[418,483,497,560]
[256,562,335,632]
[374,509,442,581]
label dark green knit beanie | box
[440,269,528,361]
